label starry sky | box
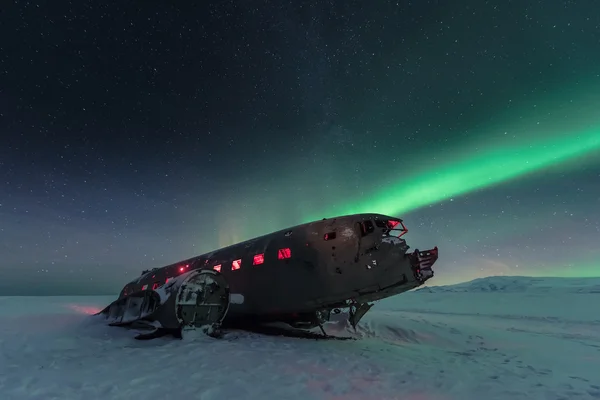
[1,0,599,295]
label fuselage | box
[119,213,435,323]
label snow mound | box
[416,275,600,294]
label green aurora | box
[213,103,600,280]
[212,123,600,282]
[295,102,600,281]
[307,126,600,221]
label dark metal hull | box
[98,213,439,338]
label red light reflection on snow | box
[66,304,103,315]
[283,362,449,400]
[276,358,452,400]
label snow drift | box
[0,276,599,400]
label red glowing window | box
[213,264,221,272]
[388,220,408,237]
[152,282,159,290]
[232,259,242,270]
[324,232,336,241]
[141,284,148,291]
[278,248,291,259]
[253,253,264,265]
[165,277,172,284]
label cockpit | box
[386,219,408,238]
[366,218,410,251]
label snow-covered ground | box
[1,276,599,400]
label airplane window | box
[232,259,242,270]
[388,220,408,237]
[253,253,264,265]
[362,220,375,236]
[324,232,336,240]
[278,248,291,259]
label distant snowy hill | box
[416,276,600,294]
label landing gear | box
[317,324,326,336]
[315,309,331,336]
[348,301,373,330]
[305,302,373,337]
[302,302,373,336]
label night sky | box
[1,1,599,295]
